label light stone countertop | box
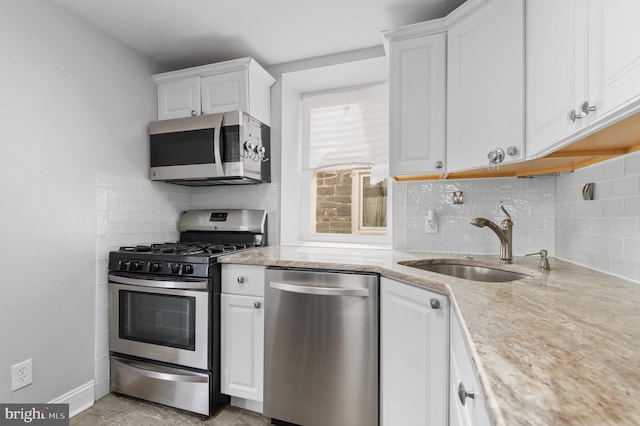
[219,245,640,426]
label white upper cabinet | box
[589,0,640,124]
[157,76,201,120]
[526,0,590,157]
[154,58,275,125]
[527,0,640,158]
[385,30,447,176]
[200,70,249,115]
[447,0,525,172]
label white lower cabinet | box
[449,308,492,426]
[220,264,265,411]
[380,277,449,425]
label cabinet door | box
[447,0,525,171]
[157,77,201,120]
[221,293,264,402]
[388,33,446,176]
[589,0,640,123]
[201,70,249,115]
[450,309,492,426]
[380,277,448,425]
[526,0,589,158]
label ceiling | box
[53,0,466,70]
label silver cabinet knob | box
[487,148,505,165]
[237,276,244,284]
[190,110,198,116]
[579,101,596,117]
[429,298,440,309]
[254,301,262,309]
[435,161,443,169]
[506,146,519,156]
[458,382,475,405]
[568,101,596,124]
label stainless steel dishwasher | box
[264,268,379,426]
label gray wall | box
[0,0,161,405]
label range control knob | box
[170,263,180,274]
[182,265,194,275]
[119,261,130,271]
[150,263,162,273]
[131,261,143,271]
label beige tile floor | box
[70,394,270,425]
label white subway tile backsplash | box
[624,195,640,216]
[557,153,640,283]
[612,175,638,198]
[624,150,640,175]
[602,156,625,180]
[394,176,556,256]
[611,257,638,281]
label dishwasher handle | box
[270,281,370,297]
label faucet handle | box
[525,249,550,271]
[499,201,511,220]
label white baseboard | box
[230,396,263,414]
[49,380,94,418]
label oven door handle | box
[108,274,209,290]
[113,357,208,383]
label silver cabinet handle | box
[190,110,198,116]
[435,161,443,169]
[430,298,440,309]
[458,382,475,405]
[254,301,262,309]
[270,281,369,297]
[237,276,245,284]
[567,109,577,124]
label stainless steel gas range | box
[108,209,266,418]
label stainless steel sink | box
[399,259,532,282]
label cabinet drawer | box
[222,264,265,296]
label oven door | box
[109,274,210,370]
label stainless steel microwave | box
[149,111,270,186]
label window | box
[302,83,389,240]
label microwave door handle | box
[213,113,224,176]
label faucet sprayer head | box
[471,218,489,228]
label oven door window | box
[119,290,196,351]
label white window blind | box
[301,83,389,182]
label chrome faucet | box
[471,201,513,264]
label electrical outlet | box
[11,359,32,391]
[424,217,438,234]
